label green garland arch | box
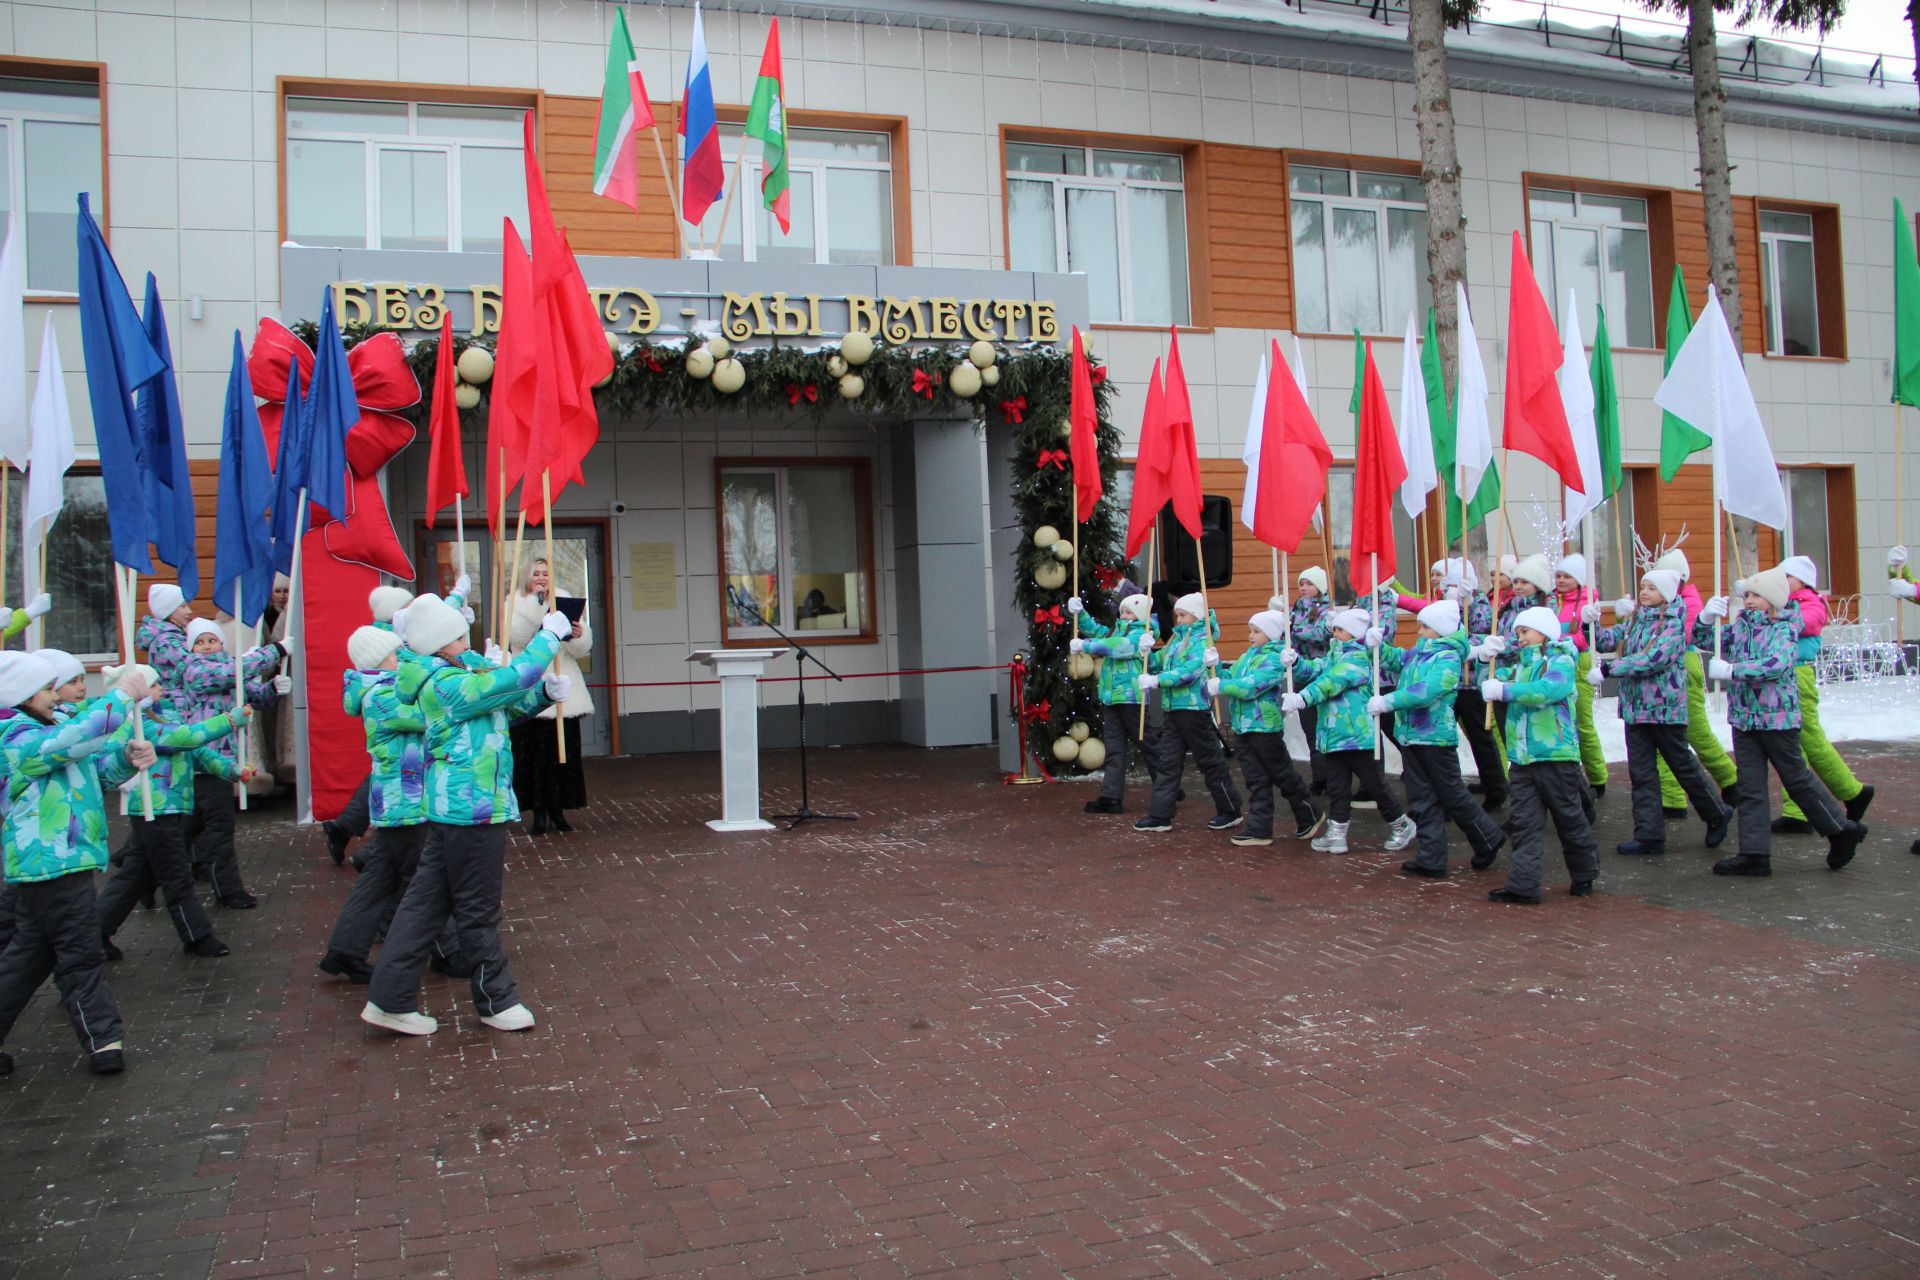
[291,320,1125,774]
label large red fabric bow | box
[1033,605,1066,628]
[911,368,937,400]
[1035,449,1068,471]
[1093,564,1123,591]
[1023,697,1051,724]
[787,382,819,405]
[1090,365,1107,386]
[249,318,420,580]
[999,396,1028,425]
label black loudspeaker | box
[1161,495,1234,588]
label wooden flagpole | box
[1371,551,1383,761]
[1194,531,1222,722]
[1485,448,1514,730]
[710,147,748,259]
[1138,525,1156,739]
[1282,550,1295,696]
[1713,496,1725,711]
[649,124,685,259]
[505,507,527,653]
[234,578,248,812]
[117,566,153,819]
[492,447,509,644]
[1900,403,1906,644]
[545,469,566,764]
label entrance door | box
[415,520,617,757]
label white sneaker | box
[1384,814,1418,851]
[1311,820,1350,854]
[361,1003,438,1036]
[479,1003,536,1032]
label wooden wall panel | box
[1646,462,1779,586]
[543,94,679,258]
[125,461,224,635]
[1202,144,1291,331]
[1731,195,1766,355]
[1826,466,1859,604]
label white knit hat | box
[403,593,467,656]
[1297,566,1329,597]
[1173,592,1206,620]
[1655,548,1691,582]
[348,625,404,671]
[30,649,84,687]
[1432,557,1478,592]
[1513,554,1555,596]
[1249,610,1286,643]
[1497,554,1519,577]
[1329,608,1373,639]
[186,619,226,649]
[369,585,414,624]
[1513,605,1561,643]
[1642,569,1681,604]
[1557,553,1589,588]
[1417,600,1461,637]
[1746,566,1791,611]
[1780,555,1818,589]
[1119,594,1152,622]
[0,652,56,707]
[147,583,185,620]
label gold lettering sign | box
[326,281,1061,345]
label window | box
[1760,210,1820,357]
[0,77,102,293]
[1778,468,1831,588]
[285,98,527,254]
[690,126,895,266]
[1325,468,1419,605]
[5,470,118,660]
[1006,142,1190,326]
[1528,188,1655,349]
[1289,165,1427,337]
[719,460,875,643]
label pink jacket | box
[1788,586,1828,637]
[1555,588,1597,652]
[1680,582,1703,636]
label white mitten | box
[1279,646,1298,666]
[1700,596,1730,622]
[1204,677,1221,698]
[1890,544,1910,570]
[1365,694,1392,716]
[1269,594,1287,612]
[1363,626,1384,649]
[1585,664,1605,688]
[1203,648,1220,667]
[272,673,293,695]
[1479,679,1506,703]
[1580,602,1603,624]
[1066,596,1083,614]
[452,573,472,600]
[1280,692,1306,713]
[1069,638,1085,654]
[1137,633,1155,653]
[1615,597,1636,618]
[1136,673,1160,691]
[24,593,51,620]
[461,606,476,625]
[1707,657,1733,682]
[276,634,298,659]
[1892,579,1918,601]
[541,610,572,640]
[1481,636,1508,656]
[484,642,506,666]
[543,673,572,703]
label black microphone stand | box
[729,590,855,830]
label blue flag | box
[75,192,164,574]
[134,274,198,598]
[271,358,307,576]
[304,287,356,525]
[213,332,274,627]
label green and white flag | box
[745,19,791,234]
[591,8,652,209]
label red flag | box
[1160,330,1205,540]
[1253,339,1331,553]
[1123,360,1167,561]
[424,312,469,529]
[1350,342,1407,594]
[510,111,614,524]
[1068,327,1102,524]
[1501,231,1580,484]
[485,220,532,537]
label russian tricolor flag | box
[679,2,725,227]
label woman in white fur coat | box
[508,558,594,834]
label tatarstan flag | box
[745,19,791,234]
[592,7,652,209]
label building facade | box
[2,0,1915,765]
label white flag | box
[1653,284,1789,529]
[1453,280,1493,502]
[1560,291,1604,525]
[1286,333,1323,533]
[1239,350,1269,533]
[0,215,26,470]
[23,314,75,586]
[1396,312,1438,519]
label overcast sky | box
[1473,0,1914,70]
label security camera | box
[609,500,628,517]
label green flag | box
[1658,268,1711,481]
[1418,309,1463,547]
[1454,467,1502,544]
[1347,328,1364,420]
[1590,305,1622,499]
[1895,199,1920,407]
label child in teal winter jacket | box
[1209,610,1318,845]
[1070,593,1163,814]
[1282,606,1413,855]
[1134,594,1240,833]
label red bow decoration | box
[645,351,664,373]
[787,382,819,406]
[1035,449,1068,471]
[1093,564,1124,591]
[1000,395,1028,425]
[248,318,420,580]
[911,368,937,400]
[1033,605,1066,628]
[1023,697,1052,725]
[1090,365,1108,386]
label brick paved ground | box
[3,742,1919,1279]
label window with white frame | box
[1005,143,1190,326]
[1528,188,1655,348]
[4,470,118,660]
[0,77,102,294]
[1289,165,1428,337]
[1778,468,1831,589]
[689,126,895,266]
[1325,469,1419,606]
[1760,210,1821,357]
[719,461,873,642]
[1565,480,1640,601]
[285,98,528,254]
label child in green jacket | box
[1133,594,1240,834]
[1209,610,1319,845]
[1282,607,1413,856]
[1478,607,1599,904]
[1070,592,1163,814]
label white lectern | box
[688,648,787,831]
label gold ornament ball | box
[593,370,613,390]
[1068,720,1090,742]
[455,346,495,385]
[981,365,1001,387]
[1069,652,1098,680]
[1032,524,1061,549]
[1077,737,1107,770]
[711,357,746,394]
[827,354,849,379]
[841,331,875,366]
[1080,332,1097,360]
[968,340,997,369]
[1051,735,1080,764]
[948,363,982,398]
[1033,560,1068,591]
[453,382,482,411]
[838,373,865,399]
[1056,417,1073,440]
[605,330,623,355]
[685,347,716,379]
[705,335,732,360]
[1052,540,1074,562]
